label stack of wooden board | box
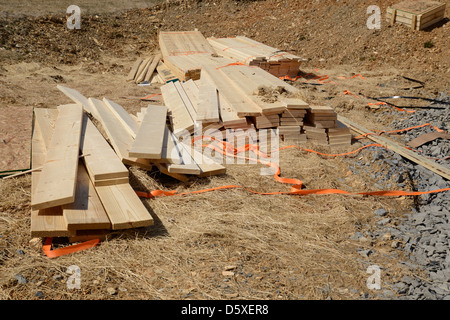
[303,125,329,145]
[57,85,226,182]
[304,106,338,129]
[159,30,221,81]
[127,53,163,84]
[254,114,280,129]
[303,107,352,146]
[31,105,153,242]
[386,1,446,30]
[327,122,352,147]
[157,31,352,148]
[207,36,304,77]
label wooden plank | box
[167,131,202,175]
[88,98,133,162]
[154,163,189,182]
[31,104,83,211]
[129,105,168,159]
[203,66,263,117]
[338,115,450,180]
[33,108,58,151]
[127,58,143,82]
[181,79,200,113]
[80,114,129,182]
[174,81,197,121]
[144,53,162,82]
[196,77,220,123]
[56,85,98,118]
[31,109,73,237]
[134,57,152,84]
[95,183,153,230]
[157,61,179,83]
[94,177,129,187]
[161,81,195,136]
[103,97,139,138]
[62,162,111,231]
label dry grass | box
[0,138,418,300]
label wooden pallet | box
[386,1,446,30]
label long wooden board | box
[80,114,129,183]
[161,81,195,136]
[62,162,112,231]
[56,85,98,118]
[95,183,153,230]
[127,58,143,82]
[129,105,168,159]
[31,104,83,210]
[338,115,450,180]
[103,98,139,138]
[31,109,73,237]
[196,77,220,123]
[202,66,262,117]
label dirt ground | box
[0,0,448,300]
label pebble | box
[14,274,27,284]
[35,291,44,299]
[353,94,450,300]
[374,209,387,217]
[106,287,117,295]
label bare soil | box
[0,0,448,300]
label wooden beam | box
[161,81,195,136]
[157,61,179,83]
[103,97,139,138]
[338,115,450,180]
[62,162,112,231]
[31,108,72,237]
[144,53,162,82]
[196,77,220,123]
[129,105,168,159]
[80,114,129,183]
[56,85,98,118]
[95,183,153,230]
[127,58,143,82]
[31,104,83,210]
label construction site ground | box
[0,0,449,300]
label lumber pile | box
[156,30,353,148]
[31,105,153,241]
[57,85,226,181]
[127,53,165,84]
[386,1,446,30]
[29,82,229,242]
[207,36,304,78]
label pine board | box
[95,183,153,230]
[31,104,83,211]
[80,114,129,182]
[62,162,112,231]
[103,98,139,138]
[30,109,72,237]
[129,105,168,159]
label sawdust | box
[254,85,291,103]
